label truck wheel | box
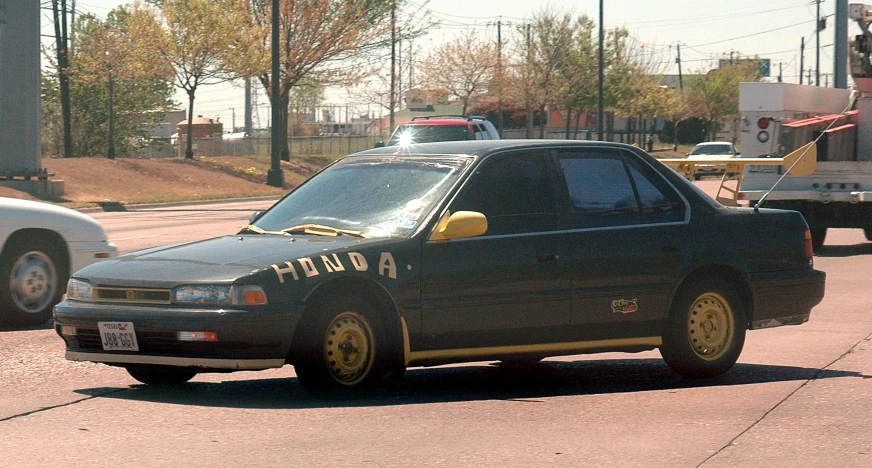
[864,228,872,242]
[294,297,387,396]
[0,238,66,326]
[660,278,746,378]
[126,367,197,385]
[810,228,827,252]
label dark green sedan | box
[54,140,825,395]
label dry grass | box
[0,155,338,209]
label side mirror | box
[429,211,488,241]
[374,141,385,148]
[249,210,264,223]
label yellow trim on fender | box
[400,317,411,366]
[408,336,662,364]
[66,351,285,370]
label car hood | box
[74,234,402,286]
[0,197,108,242]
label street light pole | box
[597,0,604,141]
[266,0,284,188]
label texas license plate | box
[97,321,139,351]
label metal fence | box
[148,135,385,158]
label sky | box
[42,0,845,129]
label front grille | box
[73,327,184,353]
[93,287,172,305]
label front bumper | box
[53,300,304,371]
[749,268,826,330]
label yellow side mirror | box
[429,211,488,241]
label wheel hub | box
[687,293,734,361]
[10,251,56,313]
[323,312,374,385]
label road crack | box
[0,388,128,423]
[697,329,872,467]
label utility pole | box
[816,0,821,86]
[597,0,604,141]
[390,0,396,135]
[244,77,253,135]
[835,0,848,88]
[497,18,504,135]
[778,62,783,82]
[525,24,533,138]
[676,43,684,92]
[52,0,72,158]
[800,37,805,85]
[266,0,284,187]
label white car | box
[687,142,739,180]
[1,197,117,326]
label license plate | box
[97,321,139,351]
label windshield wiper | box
[281,224,369,238]
[238,224,291,236]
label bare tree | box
[418,30,498,115]
[235,0,395,160]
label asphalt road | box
[1,185,871,467]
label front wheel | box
[294,297,387,396]
[660,279,746,378]
[126,367,197,385]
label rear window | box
[388,124,471,145]
[691,144,733,155]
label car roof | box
[354,139,644,158]
[398,120,474,126]
[693,141,733,147]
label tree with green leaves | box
[685,61,761,141]
[136,0,252,159]
[44,8,175,159]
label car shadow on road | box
[76,358,871,409]
[816,243,872,257]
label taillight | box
[757,117,770,129]
[804,230,814,260]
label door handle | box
[660,245,680,253]
[537,254,560,262]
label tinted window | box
[451,151,557,235]
[557,149,684,229]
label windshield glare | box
[387,125,471,145]
[254,155,473,238]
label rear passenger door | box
[555,148,691,340]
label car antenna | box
[754,90,860,213]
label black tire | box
[660,278,746,378]
[0,238,66,326]
[127,367,197,385]
[294,296,388,396]
[864,228,872,242]
[810,228,827,252]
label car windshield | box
[387,124,471,145]
[691,144,733,155]
[252,155,473,238]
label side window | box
[451,151,557,235]
[623,153,685,223]
[558,150,642,229]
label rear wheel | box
[294,297,387,396]
[810,228,827,252]
[0,238,66,326]
[126,367,197,385]
[660,278,746,378]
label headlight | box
[172,285,267,305]
[66,279,93,302]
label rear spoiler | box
[659,142,817,206]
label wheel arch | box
[292,276,406,372]
[670,264,753,329]
[1,228,71,279]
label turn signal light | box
[178,331,218,342]
[243,288,267,305]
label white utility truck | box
[666,3,872,251]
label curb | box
[75,195,282,213]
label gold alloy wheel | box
[323,311,376,386]
[686,292,735,361]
